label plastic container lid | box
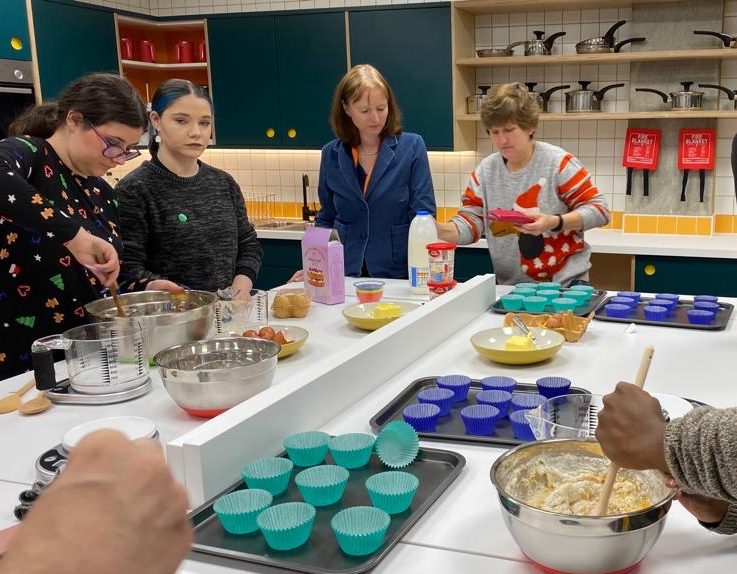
[415,210,429,216]
[425,242,456,252]
[62,416,158,453]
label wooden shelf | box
[454,0,681,15]
[116,15,205,30]
[457,48,737,67]
[457,110,737,121]
[121,59,207,70]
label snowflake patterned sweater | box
[451,141,610,286]
[0,136,122,379]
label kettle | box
[138,39,156,63]
[565,81,624,113]
[175,40,194,64]
[524,30,567,56]
[467,85,491,114]
[524,82,570,112]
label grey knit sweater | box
[665,406,737,534]
[116,160,262,292]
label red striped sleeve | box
[557,167,589,196]
[558,153,575,173]
[566,180,599,206]
[458,212,479,242]
[461,187,483,207]
[470,170,480,186]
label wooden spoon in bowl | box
[110,281,127,318]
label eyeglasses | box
[89,124,141,161]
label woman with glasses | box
[437,83,609,286]
[0,73,149,379]
[115,79,262,301]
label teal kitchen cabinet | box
[349,5,452,151]
[455,248,492,282]
[635,255,737,297]
[208,12,346,148]
[31,0,118,100]
[256,239,303,290]
[1,0,31,60]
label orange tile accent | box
[657,216,677,235]
[638,216,658,234]
[715,214,735,234]
[696,217,713,236]
[611,211,623,230]
[676,217,697,235]
[444,207,459,221]
[623,215,638,233]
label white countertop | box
[256,227,737,259]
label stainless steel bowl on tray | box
[490,439,676,574]
[85,290,217,356]
[154,337,280,418]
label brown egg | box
[242,329,259,338]
[272,330,292,345]
[258,326,276,340]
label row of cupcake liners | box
[491,287,607,317]
[369,377,591,448]
[190,447,465,574]
[593,297,733,331]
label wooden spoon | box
[593,345,655,515]
[0,379,36,414]
[110,281,127,318]
[18,392,52,416]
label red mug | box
[120,37,134,60]
[175,40,194,64]
[196,40,207,62]
[138,40,156,63]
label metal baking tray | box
[490,288,607,317]
[369,376,590,447]
[593,297,733,331]
[189,446,465,574]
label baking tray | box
[490,288,607,317]
[593,297,733,331]
[189,446,465,574]
[369,376,590,447]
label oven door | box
[0,82,36,140]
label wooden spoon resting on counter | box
[0,379,36,414]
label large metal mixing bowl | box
[154,337,280,418]
[85,290,216,356]
[490,439,676,574]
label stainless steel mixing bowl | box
[153,337,280,418]
[490,439,676,574]
[85,290,216,356]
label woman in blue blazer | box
[315,64,436,278]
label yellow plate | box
[342,301,421,331]
[274,325,309,359]
[470,326,565,365]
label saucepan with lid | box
[524,82,570,112]
[565,81,624,113]
[576,20,644,54]
[523,30,567,56]
[467,85,491,114]
[693,30,737,48]
[476,40,525,58]
[635,81,704,110]
[698,83,737,109]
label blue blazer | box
[315,132,436,278]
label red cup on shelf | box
[196,40,207,62]
[175,40,194,63]
[120,37,134,60]
[138,40,156,62]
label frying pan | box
[476,41,525,58]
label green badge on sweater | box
[178,213,188,223]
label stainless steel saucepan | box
[467,85,491,114]
[476,41,525,58]
[565,81,624,112]
[576,20,629,54]
[699,83,737,109]
[693,30,737,48]
[524,82,570,112]
[524,30,567,56]
[635,81,704,110]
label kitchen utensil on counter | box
[511,315,536,344]
[622,128,661,197]
[196,40,207,62]
[594,345,654,515]
[18,392,52,415]
[466,85,490,114]
[575,20,633,54]
[565,81,624,113]
[0,378,35,414]
[154,336,280,418]
[698,83,737,109]
[523,30,566,56]
[677,128,715,203]
[635,81,704,110]
[476,40,525,58]
[31,319,150,395]
[109,282,126,318]
[119,37,134,60]
[175,40,194,63]
[137,39,156,62]
[693,29,737,48]
[524,82,570,112]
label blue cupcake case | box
[491,286,607,317]
[369,376,591,447]
[189,444,465,574]
[594,296,733,330]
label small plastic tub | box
[328,433,377,469]
[436,374,472,401]
[536,376,572,399]
[514,282,539,291]
[256,502,316,551]
[427,279,457,299]
[374,420,419,469]
[643,305,668,321]
[604,303,631,318]
[417,387,455,416]
[476,389,512,416]
[510,392,545,412]
[694,295,718,304]
[568,284,595,295]
[509,409,536,441]
[213,489,273,534]
[537,289,561,303]
[693,301,719,313]
[551,297,577,312]
[562,290,589,306]
[609,296,637,309]
[402,403,441,432]
[460,404,500,436]
[500,294,525,311]
[283,431,330,467]
[687,309,715,325]
[354,280,385,303]
[522,295,547,312]
[331,506,391,556]
[294,465,350,507]
[512,287,537,297]
[365,471,420,515]
[426,242,456,282]
[241,458,294,496]
[650,298,675,313]
[617,291,641,302]
[656,293,680,305]
[538,282,561,291]
[480,375,517,393]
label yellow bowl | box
[341,301,420,331]
[470,326,565,365]
[274,325,309,359]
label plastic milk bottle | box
[408,210,438,294]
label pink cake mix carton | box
[301,226,345,304]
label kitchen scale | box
[44,376,152,405]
